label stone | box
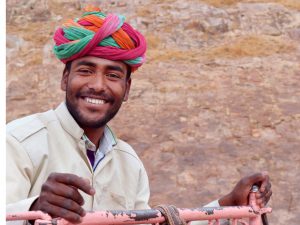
[6,1,300,224]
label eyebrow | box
[107,65,126,74]
[75,61,126,74]
[75,61,97,68]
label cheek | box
[107,81,127,97]
[67,77,87,94]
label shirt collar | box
[55,102,117,153]
[55,102,84,140]
[82,126,117,154]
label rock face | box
[6,1,300,224]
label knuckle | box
[62,212,81,223]
[65,175,72,183]
[68,187,77,198]
[68,188,83,204]
[65,174,77,184]
[78,207,85,216]
[41,182,52,192]
[240,178,248,186]
[64,199,77,210]
[39,202,51,214]
[48,172,58,180]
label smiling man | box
[6,5,272,225]
[62,57,131,144]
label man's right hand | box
[30,173,95,223]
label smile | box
[84,97,106,105]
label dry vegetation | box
[202,0,300,10]
[147,35,297,62]
[204,35,297,58]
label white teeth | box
[85,97,105,105]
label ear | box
[123,78,132,102]
[61,68,69,91]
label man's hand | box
[30,173,95,223]
[218,172,272,207]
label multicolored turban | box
[53,5,146,72]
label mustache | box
[76,89,114,102]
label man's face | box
[61,56,131,129]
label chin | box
[76,113,107,127]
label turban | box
[53,5,146,72]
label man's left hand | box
[218,171,272,207]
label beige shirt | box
[7,102,150,224]
[6,102,219,225]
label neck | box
[83,126,105,148]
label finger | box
[259,171,269,193]
[256,182,271,199]
[51,173,95,195]
[46,192,86,217]
[256,189,272,207]
[241,172,266,187]
[256,198,264,208]
[39,200,83,223]
[83,178,91,186]
[41,181,85,205]
[262,189,272,206]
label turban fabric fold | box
[53,6,146,72]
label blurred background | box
[6,0,300,224]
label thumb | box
[244,172,266,187]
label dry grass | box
[136,7,152,17]
[147,49,203,62]
[146,34,162,49]
[147,35,297,62]
[202,0,300,10]
[7,21,55,46]
[205,35,297,59]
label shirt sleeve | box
[6,135,38,225]
[134,166,151,210]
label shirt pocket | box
[110,191,134,209]
[97,186,134,210]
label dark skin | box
[30,173,95,223]
[219,171,272,208]
[30,57,272,223]
[31,57,131,223]
[30,172,272,223]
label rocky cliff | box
[6,1,300,224]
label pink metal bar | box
[231,219,236,225]
[6,210,51,221]
[6,206,272,225]
[6,188,272,225]
[215,219,220,225]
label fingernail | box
[90,188,96,195]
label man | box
[6,5,272,225]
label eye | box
[78,69,93,75]
[106,73,122,79]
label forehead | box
[72,56,127,72]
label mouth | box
[83,97,107,105]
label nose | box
[87,72,106,92]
